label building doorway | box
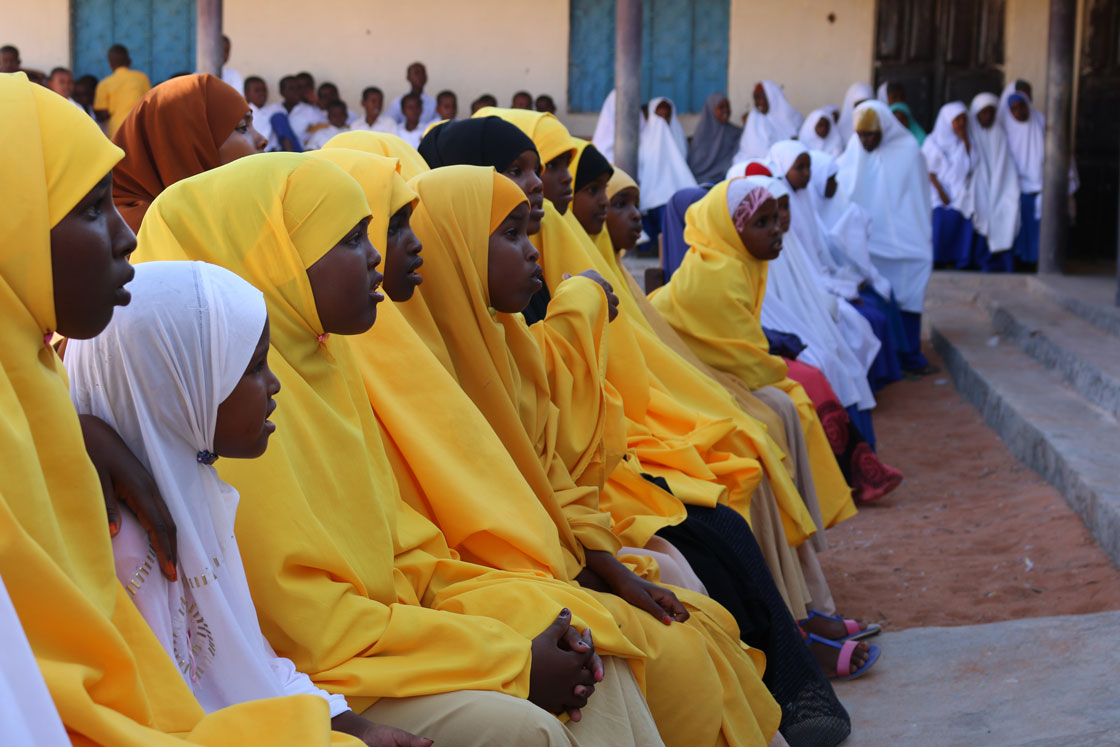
[72,0,196,85]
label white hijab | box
[638,112,698,210]
[876,82,889,104]
[66,261,347,716]
[759,176,878,410]
[969,93,1020,252]
[732,80,803,162]
[592,89,618,161]
[837,100,932,313]
[838,82,874,143]
[798,107,844,158]
[809,149,893,299]
[997,82,1045,193]
[648,96,688,158]
[921,101,977,215]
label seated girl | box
[66,260,421,746]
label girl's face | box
[487,202,542,313]
[1009,100,1029,123]
[541,151,574,215]
[606,186,642,252]
[784,153,812,191]
[213,318,281,459]
[857,129,882,153]
[714,98,731,124]
[951,112,968,141]
[977,106,996,129]
[502,149,545,234]
[736,198,782,261]
[571,171,611,236]
[825,175,838,198]
[382,203,423,302]
[777,195,791,233]
[50,172,136,339]
[218,111,267,164]
[306,217,383,335]
[814,116,831,139]
[752,85,769,114]
[654,101,672,123]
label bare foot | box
[801,613,867,640]
[808,637,870,677]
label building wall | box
[6,0,70,74]
[1005,0,1050,104]
[224,0,571,121]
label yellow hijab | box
[472,106,577,165]
[323,130,431,180]
[134,152,636,709]
[0,74,341,746]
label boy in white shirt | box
[305,101,350,150]
[387,62,437,127]
[244,76,277,148]
[280,75,324,148]
[435,90,457,122]
[397,92,425,148]
[351,86,399,134]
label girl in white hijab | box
[798,108,844,158]
[732,80,803,162]
[770,140,902,391]
[968,92,1020,271]
[65,262,355,721]
[837,83,874,143]
[591,89,620,161]
[837,99,934,373]
[647,96,688,158]
[923,101,980,269]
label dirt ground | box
[822,347,1120,631]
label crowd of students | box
[1,47,1061,745]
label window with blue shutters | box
[72,0,196,85]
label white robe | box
[836,100,932,313]
[66,261,350,718]
[388,91,438,128]
[968,93,1020,252]
[647,96,688,159]
[921,101,978,217]
[837,82,874,143]
[305,123,349,151]
[350,113,400,135]
[591,89,617,161]
[997,83,1079,219]
[638,114,697,211]
[798,108,844,158]
[732,80,803,163]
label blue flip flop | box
[799,609,882,643]
[807,632,881,681]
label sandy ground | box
[821,347,1120,632]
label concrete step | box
[1027,274,1120,339]
[925,281,1120,569]
[984,295,1120,421]
[833,610,1120,746]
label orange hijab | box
[112,74,248,231]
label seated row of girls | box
[91,76,808,745]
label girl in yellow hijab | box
[132,151,666,747]
[400,163,782,747]
[323,129,431,180]
[0,72,352,746]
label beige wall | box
[225,0,571,120]
[727,0,876,123]
[5,0,70,75]
[1005,0,1050,105]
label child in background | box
[306,100,351,149]
[435,90,458,121]
[397,92,425,148]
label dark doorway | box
[1072,0,1120,264]
[873,0,1005,132]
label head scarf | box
[968,92,1020,252]
[798,107,844,158]
[837,82,874,142]
[591,89,618,160]
[647,96,688,158]
[921,101,975,213]
[322,129,430,180]
[889,102,927,145]
[473,106,576,166]
[67,262,345,714]
[836,100,931,313]
[571,138,613,193]
[876,82,889,103]
[687,93,743,183]
[0,72,333,745]
[112,74,248,231]
[311,148,417,252]
[639,112,699,210]
[732,81,804,162]
[998,81,1045,193]
[417,116,538,172]
[133,153,541,709]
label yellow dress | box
[133,152,668,716]
[0,72,350,746]
[649,180,857,529]
[399,164,781,747]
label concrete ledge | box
[1028,275,1120,339]
[928,302,1120,570]
[833,611,1120,745]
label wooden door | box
[874,0,1004,131]
[72,0,196,85]
[1072,0,1120,262]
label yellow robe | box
[134,153,640,714]
[398,164,781,747]
[649,180,857,529]
[0,73,348,746]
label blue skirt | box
[856,289,904,391]
[1012,192,1040,264]
[932,206,975,268]
[973,233,1015,273]
[898,311,930,371]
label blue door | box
[568,0,730,113]
[72,0,196,84]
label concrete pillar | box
[1115,131,1120,306]
[196,0,223,77]
[614,0,642,179]
[1038,0,1076,275]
